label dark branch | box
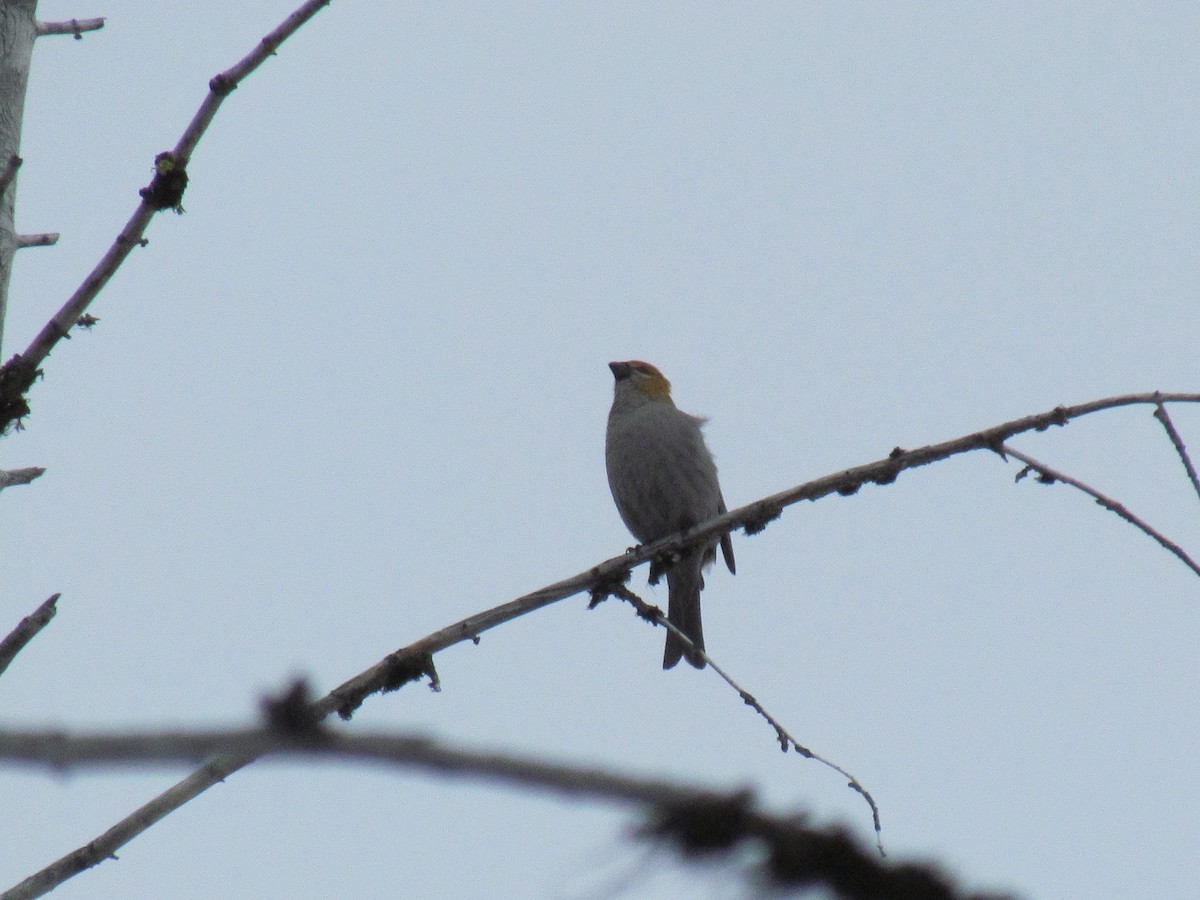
[0,595,59,678]
[0,725,1015,900]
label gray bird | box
[605,360,736,669]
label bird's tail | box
[663,555,706,670]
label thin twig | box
[1153,399,1200,503]
[0,595,59,677]
[0,725,1009,900]
[1001,443,1200,577]
[604,584,885,854]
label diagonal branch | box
[9,391,1199,897]
[1153,399,1200,503]
[1002,443,1200,577]
[0,0,335,435]
[0,594,58,677]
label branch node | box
[742,504,781,535]
[1035,405,1071,431]
[260,678,326,738]
[640,790,756,856]
[0,355,42,436]
[791,741,815,759]
[382,650,437,693]
[138,152,189,212]
[208,73,237,97]
[587,571,630,608]
[871,461,901,486]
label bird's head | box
[608,360,674,404]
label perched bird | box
[605,361,735,669]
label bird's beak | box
[608,361,632,381]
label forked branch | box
[9,392,1198,898]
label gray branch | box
[35,17,105,37]
[14,232,56,248]
[0,466,43,492]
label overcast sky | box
[3,3,1199,898]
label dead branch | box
[0,594,58,677]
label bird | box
[605,360,735,669]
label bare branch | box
[0,725,1014,900]
[35,18,105,38]
[0,594,58,677]
[11,391,1199,895]
[1153,399,1200,503]
[14,232,56,248]
[0,465,43,491]
[1003,443,1200,577]
[0,0,335,434]
[175,0,334,167]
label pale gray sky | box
[3,3,1199,898]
